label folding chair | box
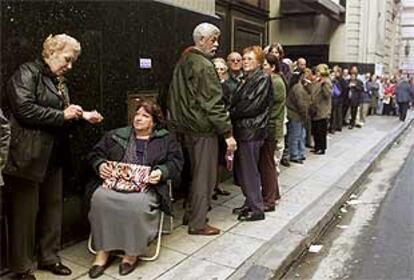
[88,180,174,261]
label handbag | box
[102,161,151,193]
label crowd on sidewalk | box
[1,22,414,280]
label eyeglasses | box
[230,58,241,63]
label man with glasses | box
[223,52,243,105]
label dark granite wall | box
[0,0,217,246]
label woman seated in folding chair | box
[86,99,183,278]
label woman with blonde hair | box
[309,64,332,155]
[4,33,103,280]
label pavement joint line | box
[228,116,414,280]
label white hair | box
[192,23,220,44]
[42,33,81,59]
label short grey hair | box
[192,23,220,44]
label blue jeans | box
[288,120,305,160]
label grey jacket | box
[0,109,10,186]
[395,80,414,103]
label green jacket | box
[268,74,286,141]
[167,47,232,137]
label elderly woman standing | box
[4,34,103,280]
[230,46,273,221]
[87,100,183,278]
[259,53,285,211]
[310,64,332,155]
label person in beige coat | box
[310,64,332,155]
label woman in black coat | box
[348,73,364,129]
[230,46,273,222]
[4,34,103,280]
[86,99,183,278]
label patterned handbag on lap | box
[102,161,151,193]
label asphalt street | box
[284,125,414,280]
[349,143,414,280]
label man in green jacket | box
[168,23,236,235]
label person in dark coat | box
[230,46,273,221]
[223,51,243,105]
[348,72,364,129]
[329,66,345,133]
[3,34,103,280]
[86,99,183,278]
[395,76,414,121]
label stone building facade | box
[268,0,403,75]
[400,0,414,75]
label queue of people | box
[1,22,414,280]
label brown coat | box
[310,78,332,120]
[286,82,311,123]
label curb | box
[228,117,414,280]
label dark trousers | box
[282,134,289,160]
[398,102,409,121]
[259,140,280,208]
[305,118,313,147]
[5,167,62,273]
[330,103,343,131]
[234,140,264,213]
[350,105,358,126]
[184,135,218,230]
[342,100,350,125]
[311,119,328,151]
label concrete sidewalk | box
[11,114,412,280]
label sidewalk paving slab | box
[5,115,410,280]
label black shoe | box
[38,262,72,276]
[314,150,325,155]
[280,158,290,167]
[232,205,249,215]
[290,159,304,164]
[119,259,139,276]
[300,156,306,160]
[13,271,36,280]
[336,128,342,132]
[88,256,116,279]
[264,205,275,212]
[238,211,265,221]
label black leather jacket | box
[230,69,273,141]
[4,59,68,182]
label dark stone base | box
[1,0,217,245]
